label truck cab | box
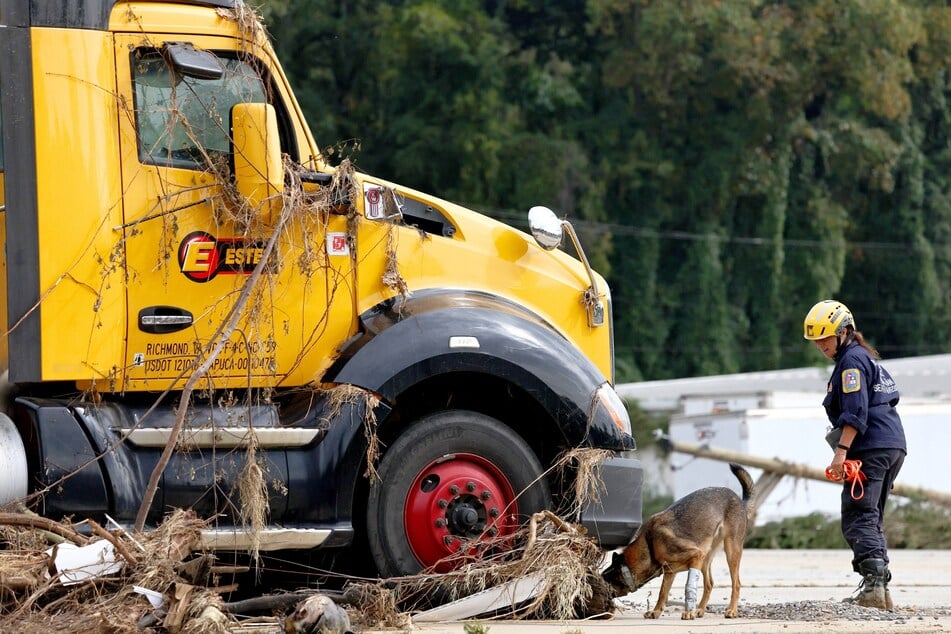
[0,0,642,578]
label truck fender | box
[326,290,633,450]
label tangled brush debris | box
[0,509,218,632]
[325,385,382,483]
[0,506,614,631]
[236,434,269,575]
[339,510,616,624]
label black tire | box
[366,410,550,577]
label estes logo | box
[178,231,272,282]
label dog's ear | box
[602,552,626,597]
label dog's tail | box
[729,462,755,522]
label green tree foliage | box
[257,0,950,381]
[744,511,846,549]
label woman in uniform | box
[803,300,907,610]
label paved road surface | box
[407,549,951,633]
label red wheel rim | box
[404,452,519,572]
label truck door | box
[114,35,357,392]
[113,35,358,522]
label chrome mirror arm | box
[528,206,604,328]
[561,220,605,328]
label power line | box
[481,207,930,252]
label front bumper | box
[579,452,643,548]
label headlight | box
[595,382,632,437]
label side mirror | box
[528,205,564,250]
[165,42,224,81]
[231,103,284,221]
[527,205,605,327]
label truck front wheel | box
[366,410,550,577]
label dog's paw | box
[724,608,739,618]
[643,611,661,619]
[681,610,696,620]
[696,608,706,618]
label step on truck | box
[0,0,642,578]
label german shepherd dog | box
[602,462,754,620]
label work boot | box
[884,566,894,611]
[843,558,888,610]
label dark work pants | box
[841,448,905,572]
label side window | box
[132,48,267,169]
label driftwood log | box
[661,437,951,508]
[221,589,346,614]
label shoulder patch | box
[842,368,861,393]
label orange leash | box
[826,459,866,500]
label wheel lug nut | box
[438,499,448,509]
[449,485,459,495]
[443,535,454,546]
[488,527,498,537]
[481,490,491,500]
[489,508,499,517]
[435,518,445,528]
[466,481,476,492]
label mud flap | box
[579,453,643,548]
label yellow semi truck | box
[0,0,642,578]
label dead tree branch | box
[0,513,89,546]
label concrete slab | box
[406,549,951,634]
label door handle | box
[138,306,194,334]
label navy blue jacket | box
[823,341,907,455]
